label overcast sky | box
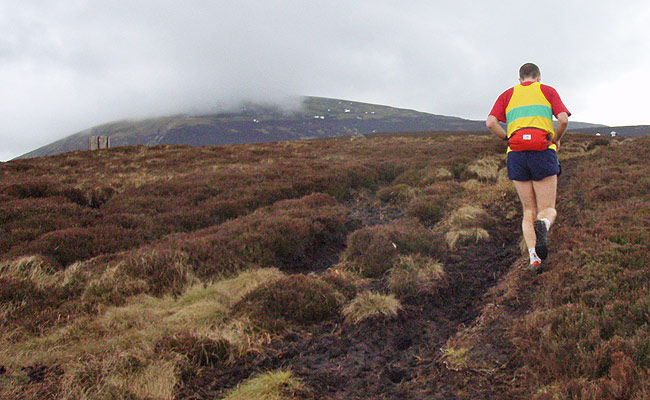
[1,0,649,161]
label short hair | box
[519,63,540,79]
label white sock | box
[529,248,541,264]
[541,218,551,231]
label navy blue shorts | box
[506,149,561,181]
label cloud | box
[1,0,649,160]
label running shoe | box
[534,220,548,260]
[528,260,542,273]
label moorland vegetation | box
[1,131,648,399]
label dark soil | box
[175,191,523,400]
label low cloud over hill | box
[18,97,607,160]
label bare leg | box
[512,180,537,250]
[532,174,558,227]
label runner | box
[486,63,571,271]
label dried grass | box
[445,228,490,250]
[388,254,444,297]
[447,205,489,228]
[442,205,492,249]
[0,255,59,288]
[466,156,502,181]
[441,345,471,371]
[420,167,453,185]
[343,291,402,324]
[223,369,305,400]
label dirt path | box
[175,187,525,399]
[276,206,521,400]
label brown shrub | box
[87,186,117,208]
[392,169,423,186]
[100,213,154,231]
[0,198,90,252]
[343,218,439,278]
[1,179,59,199]
[60,186,87,206]
[26,225,147,268]
[508,137,650,398]
[0,276,80,333]
[0,276,38,305]
[405,195,447,225]
[180,193,350,279]
[60,185,115,208]
[419,167,454,185]
[421,181,465,198]
[235,275,344,329]
[203,198,248,222]
[28,228,98,268]
[320,268,359,300]
[93,224,149,254]
[159,208,219,232]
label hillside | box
[17,96,603,159]
[1,132,649,399]
[570,124,650,137]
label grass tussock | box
[447,205,489,228]
[465,156,503,182]
[420,167,454,185]
[0,268,284,398]
[223,369,305,400]
[119,247,196,296]
[320,267,360,301]
[81,264,150,308]
[441,345,471,371]
[0,255,59,288]
[388,254,444,298]
[343,291,402,324]
[59,354,178,400]
[156,332,231,366]
[443,205,491,249]
[445,228,490,250]
[106,358,178,400]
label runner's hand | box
[553,138,561,151]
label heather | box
[1,132,648,399]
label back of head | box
[519,63,540,80]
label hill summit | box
[19,97,492,159]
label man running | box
[486,63,570,270]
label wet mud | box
[177,195,523,400]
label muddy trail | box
[177,192,524,399]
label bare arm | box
[486,115,507,140]
[554,112,569,147]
